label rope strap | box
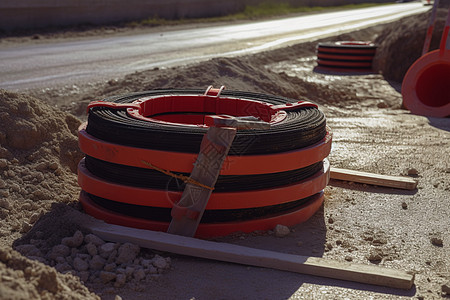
[141,160,214,191]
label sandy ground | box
[0,8,449,300]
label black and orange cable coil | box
[316,41,377,71]
[77,88,332,237]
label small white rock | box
[47,244,71,260]
[62,230,84,248]
[73,257,89,272]
[152,255,168,269]
[89,255,106,271]
[107,250,118,263]
[274,224,290,237]
[84,234,105,246]
[99,243,116,258]
[115,243,140,264]
[86,243,98,256]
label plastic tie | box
[141,160,214,191]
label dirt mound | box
[0,89,99,298]
[0,90,174,299]
[90,48,321,102]
[0,245,97,300]
[0,89,84,243]
[373,8,448,83]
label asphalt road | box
[0,2,428,91]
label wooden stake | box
[330,167,417,190]
[75,212,414,290]
[167,115,271,237]
[167,126,236,237]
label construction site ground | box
[0,9,449,300]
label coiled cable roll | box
[86,192,317,223]
[84,155,324,192]
[86,89,327,155]
[317,41,377,70]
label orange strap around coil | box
[78,123,332,176]
[77,158,330,210]
[79,191,324,239]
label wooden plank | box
[330,167,418,190]
[75,211,414,290]
[167,126,237,237]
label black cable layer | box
[86,89,327,155]
[317,51,375,57]
[86,192,318,223]
[317,42,377,50]
[84,155,323,192]
[317,64,373,70]
[317,58,374,63]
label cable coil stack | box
[77,88,332,237]
[316,41,377,71]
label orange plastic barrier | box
[401,8,450,117]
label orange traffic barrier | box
[79,190,325,238]
[402,7,450,117]
[422,0,440,55]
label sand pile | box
[0,89,83,244]
[0,89,98,298]
[0,89,173,299]
[0,245,97,300]
[373,8,449,83]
